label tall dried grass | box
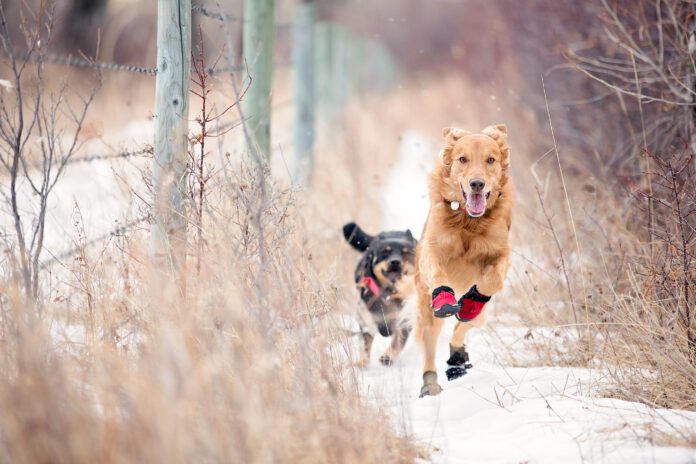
[0,158,416,462]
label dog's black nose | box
[389,259,402,269]
[469,178,485,192]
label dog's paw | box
[419,382,443,397]
[379,354,393,366]
[432,286,459,318]
[446,366,468,381]
[447,344,473,370]
[419,371,443,397]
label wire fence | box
[2,1,296,268]
[41,52,158,75]
[66,146,153,165]
[193,3,290,28]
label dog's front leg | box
[454,258,509,323]
[476,257,510,297]
[422,258,460,319]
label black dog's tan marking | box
[343,222,416,366]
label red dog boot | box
[455,285,491,322]
[432,286,460,318]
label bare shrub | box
[0,1,99,307]
[556,0,696,409]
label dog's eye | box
[458,156,468,164]
[486,156,496,164]
[402,247,412,255]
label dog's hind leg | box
[447,312,486,380]
[416,287,444,397]
[355,331,374,368]
[379,325,410,366]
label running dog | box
[343,222,417,366]
[414,124,513,397]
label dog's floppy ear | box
[343,222,373,252]
[442,126,469,146]
[441,127,471,169]
[482,123,511,168]
[487,124,507,135]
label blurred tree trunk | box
[292,0,315,185]
[65,0,106,56]
[151,0,191,299]
[242,0,276,161]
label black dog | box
[343,222,417,366]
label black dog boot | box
[445,344,472,381]
[419,371,443,397]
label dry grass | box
[0,155,418,462]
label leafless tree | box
[0,1,100,311]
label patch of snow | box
[379,131,434,237]
[360,324,696,464]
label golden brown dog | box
[414,124,513,397]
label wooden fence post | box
[292,0,315,185]
[242,0,276,161]
[151,0,191,296]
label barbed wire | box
[193,3,290,28]
[41,52,157,75]
[40,215,150,270]
[209,60,291,76]
[66,146,153,165]
[4,50,289,77]
[193,3,243,22]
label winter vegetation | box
[0,0,694,462]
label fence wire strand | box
[193,3,289,28]
[41,215,150,270]
[66,146,153,165]
[193,3,243,22]
[41,52,157,75]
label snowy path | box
[357,132,696,464]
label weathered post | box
[151,0,191,296]
[292,0,315,185]
[242,0,276,161]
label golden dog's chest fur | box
[418,191,512,296]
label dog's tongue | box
[466,193,487,216]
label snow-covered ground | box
[356,132,696,464]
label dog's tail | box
[342,222,374,252]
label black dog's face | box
[369,236,416,286]
[343,222,417,290]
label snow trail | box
[357,131,696,464]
